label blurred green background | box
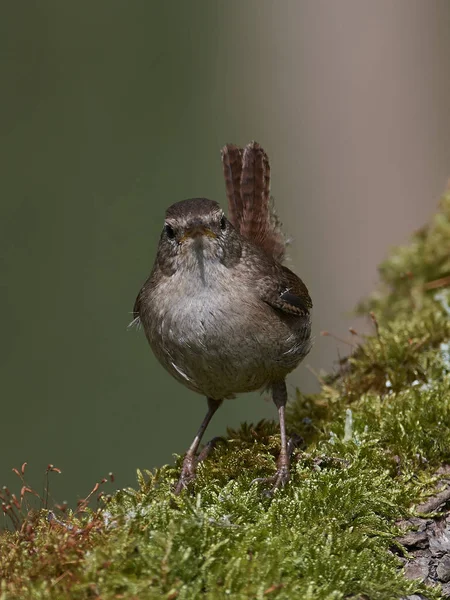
[2,1,450,505]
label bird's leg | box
[252,380,291,494]
[174,397,222,495]
[273,380,290,488]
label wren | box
[133,142,312,494]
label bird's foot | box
[174,453,197,495]
[251,464,290,497]
[197,436,227,463]
[174,437,227,495]
[251,434,302,496]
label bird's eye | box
[220,215,226,230]
[165,223,175,239]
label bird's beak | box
[180,226,217,243]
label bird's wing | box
[258,264,312,316]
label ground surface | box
[399,467,450,598]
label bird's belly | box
[147,285,311,400]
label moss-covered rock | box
[1,191,450,599]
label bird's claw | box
[251,464,290,497]
[174,437,227,495]
[197,436,227,463]
[174,455,196,495]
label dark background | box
[2,1,450,505]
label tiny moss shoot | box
[1,191,450,599]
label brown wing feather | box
[259,264,312,316]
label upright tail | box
[221,141,286,262]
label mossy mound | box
[1,192,450,599]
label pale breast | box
[142,262,311,399]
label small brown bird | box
[133,142,312,494]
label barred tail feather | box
[221,144,243,231]
[222,141,286,262]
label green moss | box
[357,191,450,319]
[1,190,450,599]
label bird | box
[133,142,312,494]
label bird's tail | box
[221,141,286,262]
